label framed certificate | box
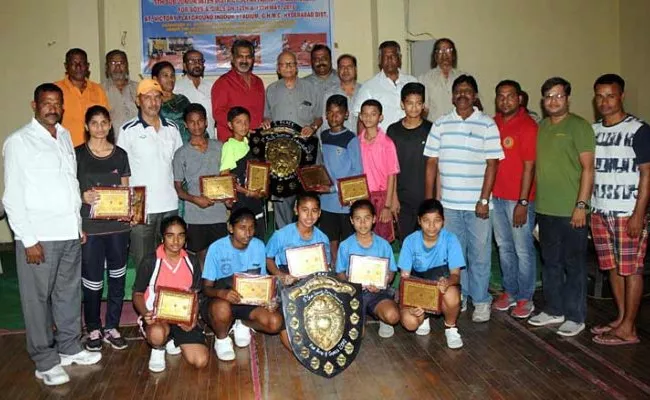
[130,186,146,225]
[348,255,390,289]
[285,243,328,278]
[399,277,442,314]
[153,286,198,325]
[233,273,276,306]
[246,161,270,196]
[90,187,131,220]
[297,165,333,192]
[337,174,370,206]
[200,175,236,201]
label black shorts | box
[138,316,206,346]
[200,297,258,325]
[186,223,228,253]
[411,265,450,281]
[319,210,354,242]
[362,288,396,319]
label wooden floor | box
[1,296,649,400]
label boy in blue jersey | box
[320,94,363,267]
[399,199,464,349]
[336,200,400,338]
[201,208,283,361]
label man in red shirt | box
[211,39,265,142]
[492,80,538,319]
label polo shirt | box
[304,70,340,94]
[418,67,465,122]
[320,128,363,214]
[175,75,216,138]
[2,119,82,247]
[117,114,183,214]
[203,236,267,281]
[423,107,504,211]
[335,233,397,274]
[211,69,265,142]
[264,78,321,127]
[266,223,331,266]
[352,70,418,131]
[55,77,110,146]
[398,229,465,273]
[493,107,538,201]
[102,78,139,140]
[359,128,400,192]
[220,137,250,171]
[321,83,362,132]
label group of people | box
[2,36,647,387]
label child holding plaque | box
[132,216,208,372]
[201,208,282,361]
[336,200,400,338]
[398,199,465,349]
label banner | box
[140,0,334,75]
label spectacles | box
[109,61,126,66]
[187,59,205,65]
[544,93,567,100]
[435,48,454,54]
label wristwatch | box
[518,199,529,207]
[478,198,489,206]
[575,201,587,210]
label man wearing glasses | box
[528,77,595,337]
[175,50,215,138]
[103,50,139,140]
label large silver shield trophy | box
[281,272,364,378]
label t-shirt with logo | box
[202,236,267,284]
[398,229,465,273]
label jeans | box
[537,214,588,323]
[444,208,493,304]
[492,198,537,301]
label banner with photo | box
[140,0,334,75]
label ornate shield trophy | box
[281,272,364,378]
[249,121,319,197]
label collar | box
[137,111,171,128]
[360,127,387,143]
[495,107,527,125]
[380,69,404,83]
[452,106,480,120]
[29,118,66,139]
[156,244,188,260]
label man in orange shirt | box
[55,48,110,146]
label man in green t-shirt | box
[528,77,595,337]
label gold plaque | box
[348,255,389,289]
[90,187,131,219]
[285,243,329,278]
[153,287,198,325]
[399,277,442,314]
[130,186,146,224]
[266,138,301,178]
[200,174,236,201]
[337,174,370,206]
[233,273,275,306]
[246,161,270,196]
[304,293,345,351]
[297,165,333,192]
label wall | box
[620,0,650,120]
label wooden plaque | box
[153,286,198,325]
[90,187,131,219]
[200,175,236,201]
[399,277,442,314]
[297,165,333,192]
[348,255,389,289]
[233,273,276,306]
[285,243,328,278]
[246,161,270,196]
[130,186,146,225]
[337,174,370,206]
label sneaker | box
[557,321,586,337]
[232,319,251,347]
[460,296,468,313]
[445,327,464,349]
[148,348,166,373]
[472,303,491,323]
[415,318,431,336]
[85,329,103,352]
[35,364,70,386]
[493,293,516,311]
[214,337,236,361]
[511,300,535,319]
[527,312,565,327]
[165,340,181,355]
[103,328,128,350]
[378,321,395,338]
[59,349,102,366]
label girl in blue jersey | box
[201,208,283,361]
[398,199,465,349]
[336,199,400,338]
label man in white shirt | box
[2,83,101,386]
[174,50,215,138]
[118,79,183,272]
[352,40,418,132]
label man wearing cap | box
[117,79,183,271]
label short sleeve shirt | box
[220,137,250,171]
[359,129,400,192]
[264,78,321,127]
[335,234,397,274]
[398,229,465,273]
[266,223,331,266]
[202,236,267,281]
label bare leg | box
[179,343,209,369]
[400,307,425,331]
[611,274,643,340]
[373,299,400,325]
[441,286,461,327]
[146,321,170,348]
[607,269,625,328]
[329,240,339,271]
[208,299,234,339]
[244,307,283,334]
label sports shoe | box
[415,318,431,336]
[148,348,166,373]
[378,321,395,338]
[35,364,70,386]
[460,296,468,312]
[214,337,236,361]
[557,321,586,337]
[527,312,565,327]
[493,293,516,311]
[59,349,102,366]
[511,300,535,319]
[103,328,128,350]
[85,329,103,352]
[165,340,181,355]
[472,303,491,323]
[232,319,251,347]
[445,327,463,349]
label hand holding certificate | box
[90,187,131,219]
[153,287,198,326]
[200,175,236,201]
[348,255,389,289]
[399,277,442,314]
[286,243,329,278]
[337,174,370,206]
[233,273,276,306]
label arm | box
[570,152,595,228]
[174,181,214,208]
[202,279,240,303]
[475,159,499,219]
[424,157,439,200]
[380,174,396,223]
[513,160,535,227]
[628,164,650,237]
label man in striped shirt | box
[424,74,504,323]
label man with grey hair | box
[175,49,215,138]
[102,50,138,137]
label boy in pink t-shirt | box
[359,99,400,242]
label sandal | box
[589,324,615,335]
[592,333,640,346]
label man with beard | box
[3,83,102,386]
[175,50,215,138]
[102,50,138,140]
[304,44,339,94]
[321,54,362,132]
[211,39,265,142]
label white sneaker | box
[445,327,464,349]
[232,319,251,347]
[148,348,166,373]
[378,321,395,338]
[59,349,102,366]
[214,337,236,361]
[415,318,431,336]
[472,303,491,323]
[35,364,70,386]
[461,296,468,312]
[557,321,586,337]
[527,312,565,327]
[165,340,181,355]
